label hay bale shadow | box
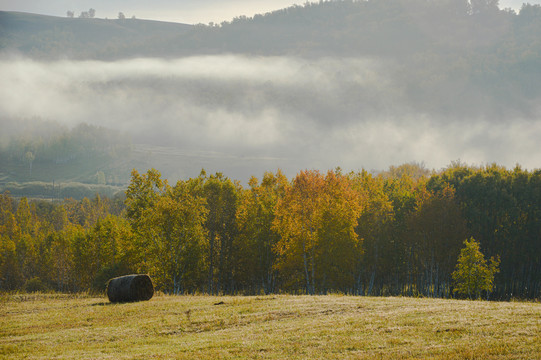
[91,302,112,306]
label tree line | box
[0,163,539,300]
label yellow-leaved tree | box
[452,237,500,299]
[125,169,207,293]
[273,170,362,294]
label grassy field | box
[1,294,539,359]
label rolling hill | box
[0,11,193,59]
[2,1,541,197]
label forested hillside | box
[4,1,541,61]
[1,163,539,300]
[0,122,137,199]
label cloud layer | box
[1,55,540,180]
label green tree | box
[236,171,287,294]
[452,238,500,299]
[0,194,22,289]
[125,169,164,227]
[470,0,499,15]
[125,169,207,293]
[378,171,420,295]
[140,180,207,293]
[202,172,240,294]
[47,227,76,292]
[15,198,45,285]
[405,185,468,297]
[87,215,134,292]
[350,170,394,295]
[0,233,21,290]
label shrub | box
[24,277,49,293]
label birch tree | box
[452,237,500,299]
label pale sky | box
[0,0,538,24]
[0,0,301,24]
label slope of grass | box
[0,11,192,59]
[1,294,539,359]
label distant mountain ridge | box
[2,1,541,60]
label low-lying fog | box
[1,55,540,180]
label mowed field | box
[1,294,540,359]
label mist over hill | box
[2,0,541,190]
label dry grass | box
[0,293,539,359]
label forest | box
[1,1,541,301]
[1,162,539,300]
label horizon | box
[1,0,540,25]
[0,0,300,24]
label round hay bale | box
[106,274,154,303]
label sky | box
[0,0,539,24]
[0,0,301,24]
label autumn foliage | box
[0,163,539,300]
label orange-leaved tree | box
[273,170,362,294]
